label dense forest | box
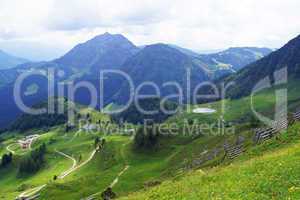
[112,98,178,124]
[134,124,161,151]
[1,153,13,167]
[6,99,71,132]
[18,143,47,175]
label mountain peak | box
[103,32,112,36]
[55,32,139,71]
[90,32,129,43]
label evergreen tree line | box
[94,137,106,150]
[9,113,67,132]
[7,99,73,132]
[134,125,161,151]
[111,98,178,125]
[18,143,47,174]
[1,153,13,167]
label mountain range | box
[169,45,272,79]
[199,47,272,71]
[0,33,277,128]
[0,50,29,69]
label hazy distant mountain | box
[0,50,29,69]
[0,68,19,88]
[166,46,272,79]
[166,46,272,72]
[199,47,273,71]
[223,35,300,98]
[193,47,272,79]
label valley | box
[0,25,299,200]
[1,79,300,199]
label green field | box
[121,123,300,200]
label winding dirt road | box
[6,144,16,154]
[16,148,98,200]
[6,135,40,157]
[84,165,130,200]
[55,150,77,179]
[110,165,130,188]
[18,184,47,199]
[57,149,97,179]
[84,140,132,200]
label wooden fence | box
[188,109,300,168]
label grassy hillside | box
[0,107,110,199]
[0,106,251,200]
[167,80,300,130]
[121,123,300,200]
[1,82,300,200]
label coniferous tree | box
[1,153,13,167]
[134,125,160,150]
[18,143,47,174]
[95,137,100,148]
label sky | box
[0,0,299,61]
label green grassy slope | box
[38,135,195,199]
[1,82,300,199]
[0,129,81,199]
[121,123,300,200]
[167,80,300,129]
[0,118,241,199]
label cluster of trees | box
[78,113,92,122]
[10,113,68,132]
[111,98,178,125]
[18,143,47,174]
[134,125,160,151]
[65,122,77,132]
[249,114,262,128]
[8,99,73,132]
[95,137,106,150]
[101,187,116,199]
[1,153,13,167]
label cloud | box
[0,28,18,40]
[0,0,51,39]
[0,0,299,60]
[46,0,173,31]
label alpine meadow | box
[0,1,300,200]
